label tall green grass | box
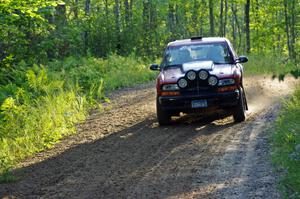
[0,54,156,181]
[243,54,299,77]
[272,85,300,198]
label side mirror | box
[150,64,160,71]
[236,56,248,63]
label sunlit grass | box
[272,85,300,198]
[244,54,299,77]
[0,54,156,182]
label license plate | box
[192,100,208,108]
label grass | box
[243,54,299,78]
[272,85,300,198]
[0,54,156,182]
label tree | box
[74,0,79,19]
[223,0,228,37]
[0,0,299,65]
[114,0,121,52]
[209,0,215,36]
[245,0,251,53]
[84,0,90,54]
[284,0,297,61]
[219,0,224,36]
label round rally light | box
[178,78,188,88]
[208,76,218,86]
[186,70,197,81]
[199,70,209,80]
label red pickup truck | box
[150,37,248,125]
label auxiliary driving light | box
[178,78,188,88]
[208,76,218,86]
[186,70,197,81]
[199,70,209,80]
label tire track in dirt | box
[185,105,282,199]
[0,76,297,199]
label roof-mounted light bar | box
[191,36,202,41]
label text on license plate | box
[191,100,208,108]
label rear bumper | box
[158,90,240,112]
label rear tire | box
[156,98,171,125]
[233,88,246,122]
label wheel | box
[233,88,246,122]
[156,97,171,125]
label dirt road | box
[0,76,297,199]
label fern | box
[0,55,154,178]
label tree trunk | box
[245,0,250,53]
[219,0,224,36]
[129,0,134,19]
[85,0,90,16]
[232,2,241,49]
[255,0,259,51]
[209,0,215,36]
[104,0,110,53]
[74,0,78,19]
[192,0,200,36]
[223,0,228,37]
[84,0,90,55]
[175,4,182,37]
[290,0,296,60]
[199,0,206,36]
[283,0,291,59]
[150,2,158,56]
[115,0,121,52]
[168,3,176,39]
[55,3,66,27]
[143,1,150,55]
[231,1,236,45]
[124,0,130,25]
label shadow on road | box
[1,112,237,198]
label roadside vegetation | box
[244,54,299,78]
[0,55,155,182]
[272,85,300,198]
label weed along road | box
[0,76,297,198]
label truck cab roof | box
[168,37,229,47]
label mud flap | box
[241,85,248,110]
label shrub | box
[0,54,155,179]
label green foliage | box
[243,53,299,77]
[0,67,88,177]
[1,0,298,70]
[0,55,154,180]
[0,0,58,61]
[49,54,155,102]
[272,85,300,198]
